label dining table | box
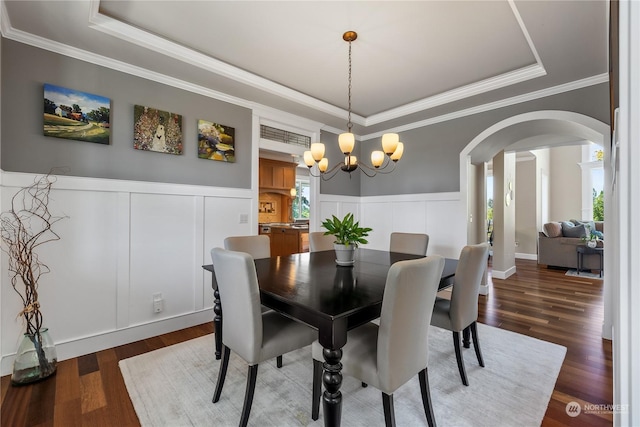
[203,248,457,427]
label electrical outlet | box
[153,293,163,313]
[239,213,248,224]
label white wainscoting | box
[0,171,254,375]
[317,192,466,260]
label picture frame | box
[197,119,235,162]
[133,105,183,155]
[43,83,111,144]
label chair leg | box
[419,368,437,427]
[452,331,469,386]
[362,382,368,388]
[382,393,396,427]
[277,355,283,368]
[213,346,231,403]
[239,364,259,427]
[311,359,322,421]
[470,321,485,367]
[462,326,471,348]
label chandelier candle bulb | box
[311,142,325,162]
[382,133,400,155]
[338,132,355,154]
[390,142,404,161]
[371,151,385,168]
[303,151,315,167]
[318,158,329,172]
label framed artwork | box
[133,105,183,155]
[197,120,235,162]
[43,83,111,144]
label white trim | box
[515,252,538,260]
[0,171,254,199]
[1,310,213,376]
[491,266,517,280]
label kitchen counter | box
[260,224,309,255]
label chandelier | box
[303,31,404,179]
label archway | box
[459,110,611,337]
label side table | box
[576,245,604,277]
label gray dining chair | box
[430,243,489,386]
[311,255,445,427]
[309,231,335,252]
[224,235,271,259]
[210,248,318,427]
[389,232,429,256]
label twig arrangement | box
[0,172,67,382]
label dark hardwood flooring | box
[1,259,612,426]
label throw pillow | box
[571,219,597,233]
[562,221,588,238]
[543,222,563,238]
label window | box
[292,179,310,220]
[580,146,604,220]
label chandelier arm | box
[358,160,397,175]
[320,163,347,181]
[358,165,377,178]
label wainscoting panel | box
[0,171,252,375]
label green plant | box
[321,213,372,247]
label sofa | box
[537,220,604,270]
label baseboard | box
[515,252,538,260]
[1,309,213,376]
[479,284,490,295]
[492,265,517,280]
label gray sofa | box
[537,220,603,270]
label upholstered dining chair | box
[311,255,445,427]
[211,248,317,427]
[224,235,271,259]
[389,232,429,256]
[309,231,335,252]
[430,243,489,386]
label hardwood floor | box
[1,259,612,426]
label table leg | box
[577,252,581,275]
[322,347,343,427]
[213,287,223,360]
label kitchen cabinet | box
[269,226,309,256]
[259,158,296,190]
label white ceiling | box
[1,0,609,137]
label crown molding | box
[361,73,610,141]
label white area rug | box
[119,324,565,427]
[565,269,602,279]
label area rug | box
[119,324,566,427]
[565,269,602,279]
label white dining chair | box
[211,248,317,427]
[389,232,429,256]
[309,231,335,252]
[311,255,445,426]
[430,243,489,386]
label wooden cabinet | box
[259,158,296,190]
[270,227,309,257]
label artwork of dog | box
[152,124,166,152]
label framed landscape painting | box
[133,105,183,155]
[43,83,111,144]
[197,120,235,162]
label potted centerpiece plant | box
[1,173,66,385]
[581,225,601,248]
[321,213,372,266]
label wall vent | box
[260,125,311,148]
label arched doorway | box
[459,110,612,338]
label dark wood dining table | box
[203,248,457,427]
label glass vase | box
[11,328,57,386]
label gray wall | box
[549,145,583,221]
[1,39,253,188]
[515,158,538,255]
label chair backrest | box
[377,255,445,393]
[224,235,271,259]
[389,232,429,256]
[309,232,335,252]
[211,248,263,363]
[449,243,490,331]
